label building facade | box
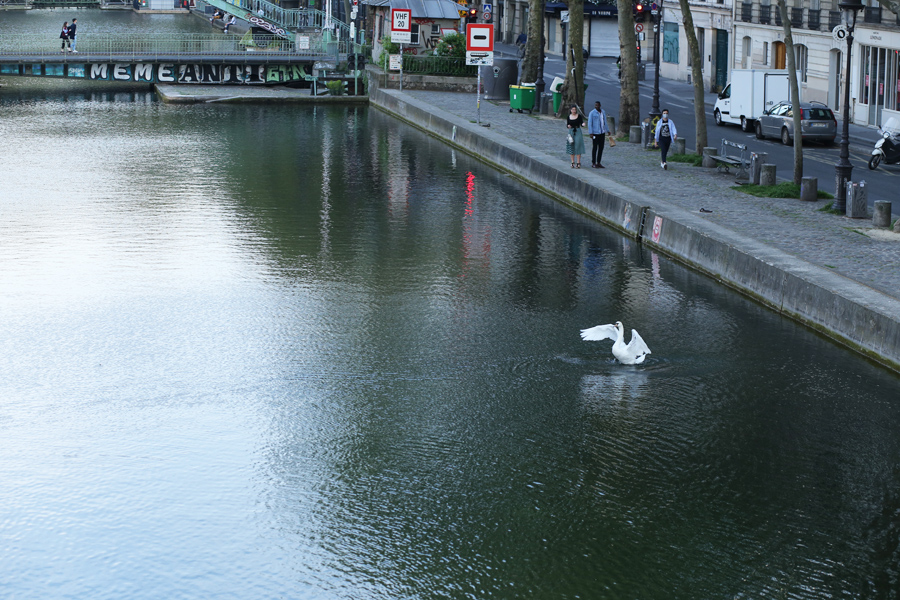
[658,0,734,92]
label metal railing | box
[206,0,351,38]
[395,55,476,77]
[0,34,346,58]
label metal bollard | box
[760,164,777,186]
[701,147,718,168]
[749,152,768,185]
[800,177,818,202]
[873,200,892,228]
[641,120,652,149]
[846,181,868,218]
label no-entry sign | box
[466,23,494,52]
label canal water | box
[2,12,900,600]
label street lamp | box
[834,0,864,213]
[649,3,662,120]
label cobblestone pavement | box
[403,90,899,301]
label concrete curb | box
[370,86,900,373]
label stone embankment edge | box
[370,87,900,373]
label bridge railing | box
[0,34,359,58]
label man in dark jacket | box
[68,18,78,53]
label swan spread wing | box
[627,329,651,356]
[580,324,618,342]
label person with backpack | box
[60,22,70,53]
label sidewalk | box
[401,88,898,300]
[371,86,900,370]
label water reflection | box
[1,87,899,599]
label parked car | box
[754,100,837,145]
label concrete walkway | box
[403,88,899,298]
[370,86,900,372]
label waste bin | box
[480,58,519,100]
[552,91,562,114]
[509,85,535,113]
[638,63,646,81]
[540,92,553,114]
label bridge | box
[0,33,366,85]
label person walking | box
[653,109,677,170]
[60,22,70,53]
[587,101,609,168]
[565,105,585,168]
[68,18,78,53]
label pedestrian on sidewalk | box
[587,101,609,168]
[654,109,677,170]
[566,105,585,168]
[60,22,70,53]
[68,18,77,53]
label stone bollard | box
[674,138,686,155]
[641,120,653,149]
[760,164,777,186]
[873,200,892,228]
[629,125,642,143]
[800,177,818,202]
[606,115,616,135]
[895,218,900,233]
[750,152,768,185]
[702,147,719,168]
[846,181,868,218]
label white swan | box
[580,321,652,365]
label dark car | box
[755,101,837,145]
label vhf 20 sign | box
[391,9,412,44]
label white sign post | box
[466,24,494,124]
[391,8,412,91]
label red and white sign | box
[634,23,644,33]
[466,23,494,51]
[391,8,412,43]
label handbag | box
[567,132,574,144]
[608,136,616,147]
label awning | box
[545,1,617,16]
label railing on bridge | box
[199,0,352,40]
[0,33,362,58]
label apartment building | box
[658,0,734,92]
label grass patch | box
[818,201,844,215]
[734,182,834,200]
[668,153,703,166]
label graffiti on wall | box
[0,62,312,84]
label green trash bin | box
[509,85,536,114]
[552,90,562,114]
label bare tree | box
[676,0,708,154]
[557,0,586,115]
[520,0,544,84]
[616,0,640,136]
[777,0,803,183]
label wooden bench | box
[710,139,750,179]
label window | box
[742,36,752,68]
[865,0,882,23]
[431,24,440,35]
[763,41,769,66]
[411,23,420,45]
[759,0,771,24]
[663,22,679,64]
[795,44,808,82]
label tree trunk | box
[677,0,707,154]
[616,0,640,136]
[520,0,544,84]
[778,0,803,184]
[557,0,585,115]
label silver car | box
[755,101,837,145]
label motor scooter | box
[868,116,900,169]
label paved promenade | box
[403,89,899,302]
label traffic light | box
[634,2,647,20]
[467,6,477,22]
[348,54,358,70]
